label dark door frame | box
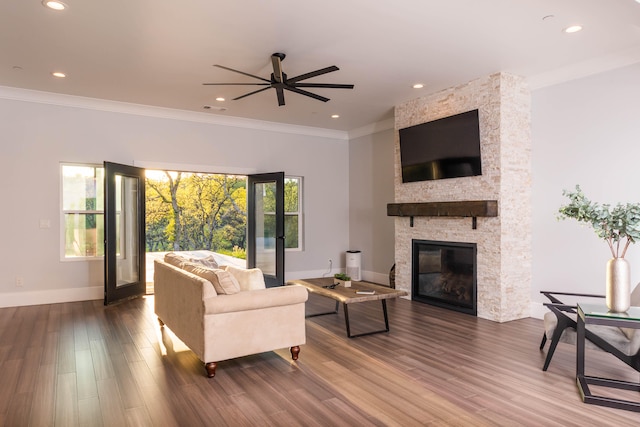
[247,172,285,287]
[104,161,146,305]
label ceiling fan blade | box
[284,86,330,103]
[203,83,270,86]
[213,64,271,83]
[287,66,339,83]
[233,86,272,101]
[291,83,354,89]
[271,54,284,83]
[275,87,286,106]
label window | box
[284,176,303,250]
[61,165,303,257]
[61,164,104,259]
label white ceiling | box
[1,0,640,133]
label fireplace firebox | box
[412,239,477,315]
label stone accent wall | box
[394,73,531,322]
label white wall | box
[348,128,395,284]
[4,61,637,311]
[531,62,640,317]
[0,95,350,306]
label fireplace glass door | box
[412,240,477,315]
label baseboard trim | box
[361,271,390,286]
[1,269,393,308]
[0,286,103,308]
[2,287,546,319]
[530,301,546,320]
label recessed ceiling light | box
[564,25,583,33]
[52,71,66,78]
[42,1,67,10]
[215,97,225,102]
[412,83,424,89]
[331,114,340,119]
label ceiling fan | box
[203,53,354,106]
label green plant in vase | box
[558,185,640,312]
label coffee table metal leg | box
[346,300,391,338]
[382,299,390,331]
[306,300,339,318]
[343,303,351,337]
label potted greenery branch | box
[334,273,352,288]
[558,185,640,312]
[558,185,640,258]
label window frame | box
[60,163,105,262]
[284,176,304,252]
[60,164,304,258]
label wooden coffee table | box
[287,277,407,338]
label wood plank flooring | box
[0,294,639,426]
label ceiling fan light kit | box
[203,53,354,106]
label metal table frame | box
[306,298,391,338]
[289,278,407,339]
[576,303,640,412]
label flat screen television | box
[399,109,481,183]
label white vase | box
[606,258,631,313]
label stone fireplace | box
[392,73,532,322]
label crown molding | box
[528,45,640,90]
[0,85,349,140]
[348,117,395,140]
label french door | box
[104,162,146,305]
[247,172,285,287]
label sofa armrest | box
[204,284,308,315]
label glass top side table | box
[576,303,640,412]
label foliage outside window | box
[145,171,248,258]
[61,164,104,259]
[284,177,302,250]
[260,177,303,250]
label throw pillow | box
[188,255,219,269]
[164,252,189,267]
[223,264,266,291]
[182,263,240,295]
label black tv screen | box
[399,110,481,183]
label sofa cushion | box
[543,311,601,351]
[203,285,308,314]
[620,283,640,340]
[164,252,190,267]
[188,255,219,269]
[223,265,266,291]
[182,263,240,295]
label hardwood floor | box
[0,294,639,426]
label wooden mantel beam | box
[387,200,498,218]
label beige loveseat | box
[154,253,308,377]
